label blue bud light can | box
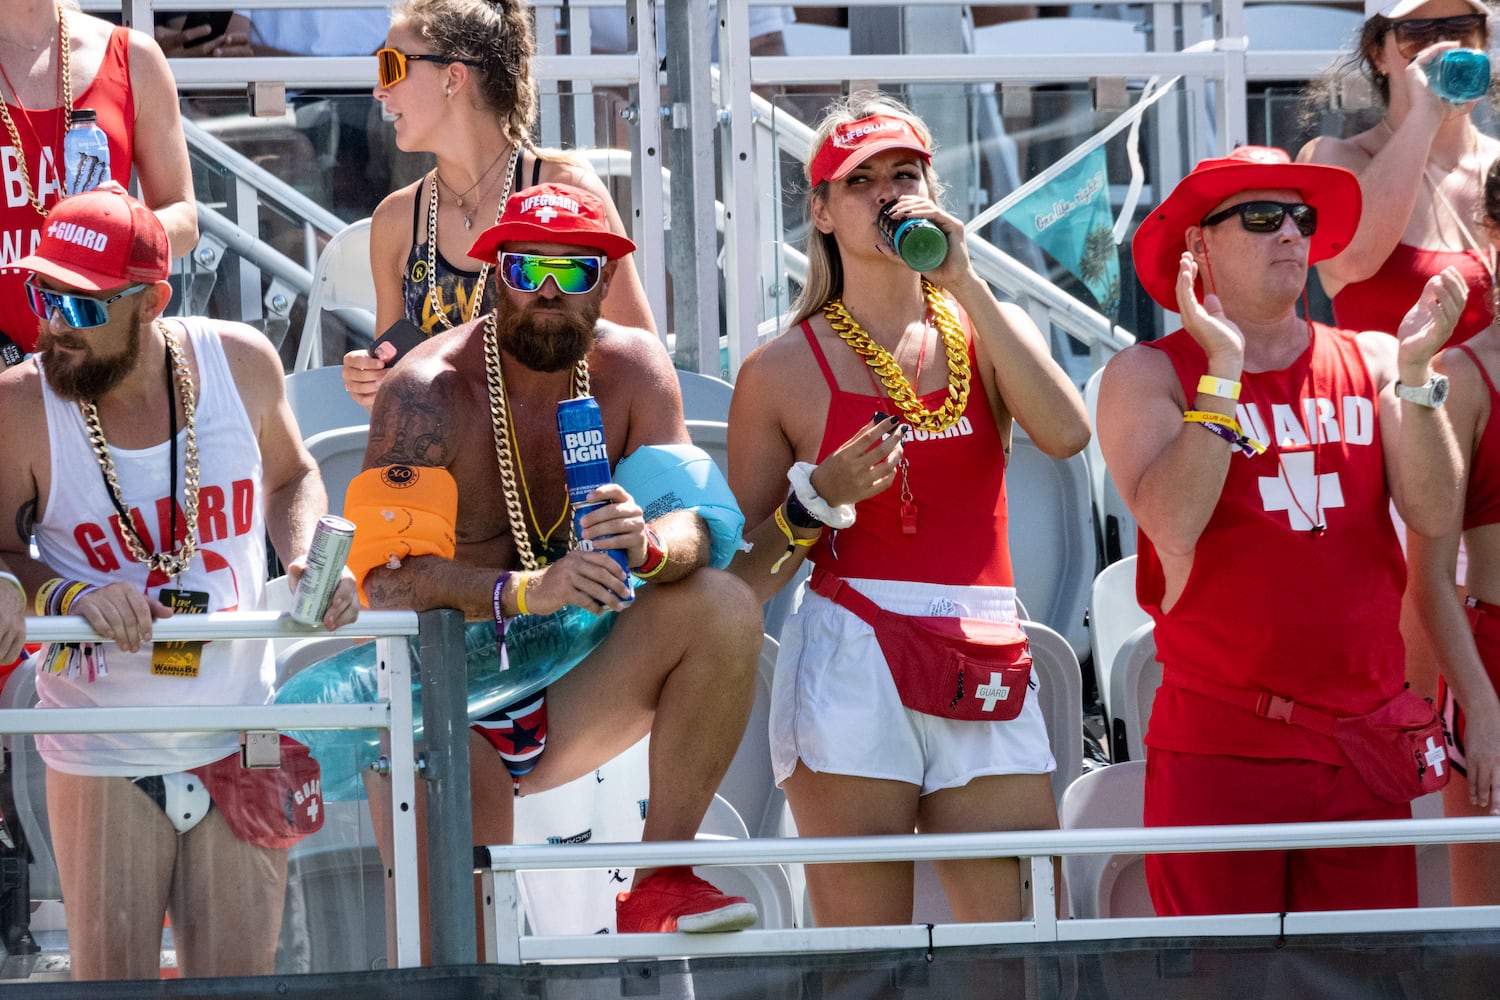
[557,396,633,597]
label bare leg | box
[782,763,923,926]
[538,569,762,883]
[919,772,1058,922]
[169,808,288,977]
[1445,776,1500,906]
[45,769,175,981]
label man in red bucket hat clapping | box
[1097,146,1465,915]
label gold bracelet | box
[516,572,533,616]
[772,503,819,574]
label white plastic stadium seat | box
[295,218,375,371]
[284,365,372,442]
[675,368,735,423]
[1008,428,1095,662]
[303,424,371,519]
[1059,759,1152,919]
[1108,622,1160,764]
[1084,367,1137,565]
[1088,555,1148,723]
[685,419,729,479]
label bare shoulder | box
[535,151,602,189]
[589,320,676,389]
[366,328,478,468]
[1296,131,1375,172]
[1099,341,1179,402]
[0,361,47,458]
[372,181,420,233]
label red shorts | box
[1440,598,1500,777]
[1144,749,1416,915]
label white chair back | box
[676,369,735,423]
[1008,429,1096,661]
[1058,759,1152,919]
[284,366,372,443]
[295,218,375,371]
[1088,555,1148,722]
[1108,622,1160,764]
[303,425,371,519]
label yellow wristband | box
[34,577,63,616]
[771,503,819,574]
[1196,374,1241,400]
[515,572,533,616]
[1183,409,1240,433]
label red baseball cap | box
[809,113,933,187]
[469,182,637,263]
[1130,146,1360,312]
[17,189,170,292]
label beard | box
[495,291,599,373]
[39,314,142,401]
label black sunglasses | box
[1391,14,1487,59]
[1200,200,1318,237]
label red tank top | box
[1138,323,1406,762]
[802,314,1014,586]
[1331,243,1491,348]
[0,26,134,352]
[1455,344,1500,532]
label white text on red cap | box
[46,221,108,253]
[520,191,583,220]
[834,119,909,147]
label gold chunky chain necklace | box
[0,3,71,217]
[426,144,521,329]
[824,279,971,433]
[483,310,589,571]
[81,322,201,578]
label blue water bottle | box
[63,109,110,196]
[557,396,633,598]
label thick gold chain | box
[823,279,971,433]
[482,310,589,571]
[426,144,521,329]
[81,322,200,579]
[0,4,70,217]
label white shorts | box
[769,577,1056,795]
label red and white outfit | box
[1332,244,1492,347]
[1440,344,1500,775]
[1138,324,1417,914]
[0,26,134,353]
[33,318,273,777]
[768,317,1055,794]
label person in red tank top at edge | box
[1098,146,1466,916]
[1410,157,1500,907]
[1297,0,1500,708]
[726,92,1089,927]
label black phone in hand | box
[370,318,426,367]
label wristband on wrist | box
[787,462,856,530]
[634,525,669,579]
[1183,410,1266,457]
[772,503,819,574]
[1196,374,1242,400]
[492,571,512,654]
[35,577,62,616]
[782,489,823,530]
[0,571,22,606]
[516,572,534,617]
[57,581,94,616]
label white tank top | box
[34,317,273,776]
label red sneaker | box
[615,867,758,933]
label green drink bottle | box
[878,202,948,272]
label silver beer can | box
[290,515,356,626]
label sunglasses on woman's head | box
[1200,201,1318,237]
[500,253,605,294]
[1391,14,1487,59]
[25,277,149,329]
[376,47,480,88]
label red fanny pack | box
[1172,672,1449,805]
[810,569,1032,721]
[189,736,325,849]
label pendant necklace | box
[856,299,935,536]
[434,145,509,230]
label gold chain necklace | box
[482,310,589,571]
[426,144,521,329]
[0,4,70,217]
[81,322,201,577]
[824,279,971,433]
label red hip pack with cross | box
[1172,671,1448,804]
[189,735,325,849]
[810,569,1032,721]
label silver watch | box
[1395,374,1449,409]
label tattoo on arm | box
[371,382,451,467]
[364,568,417,611]
[15,496,36,543]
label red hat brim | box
[1131,159,1361,312]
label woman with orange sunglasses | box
[343,0,655,411]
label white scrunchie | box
[787,462,856,529]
